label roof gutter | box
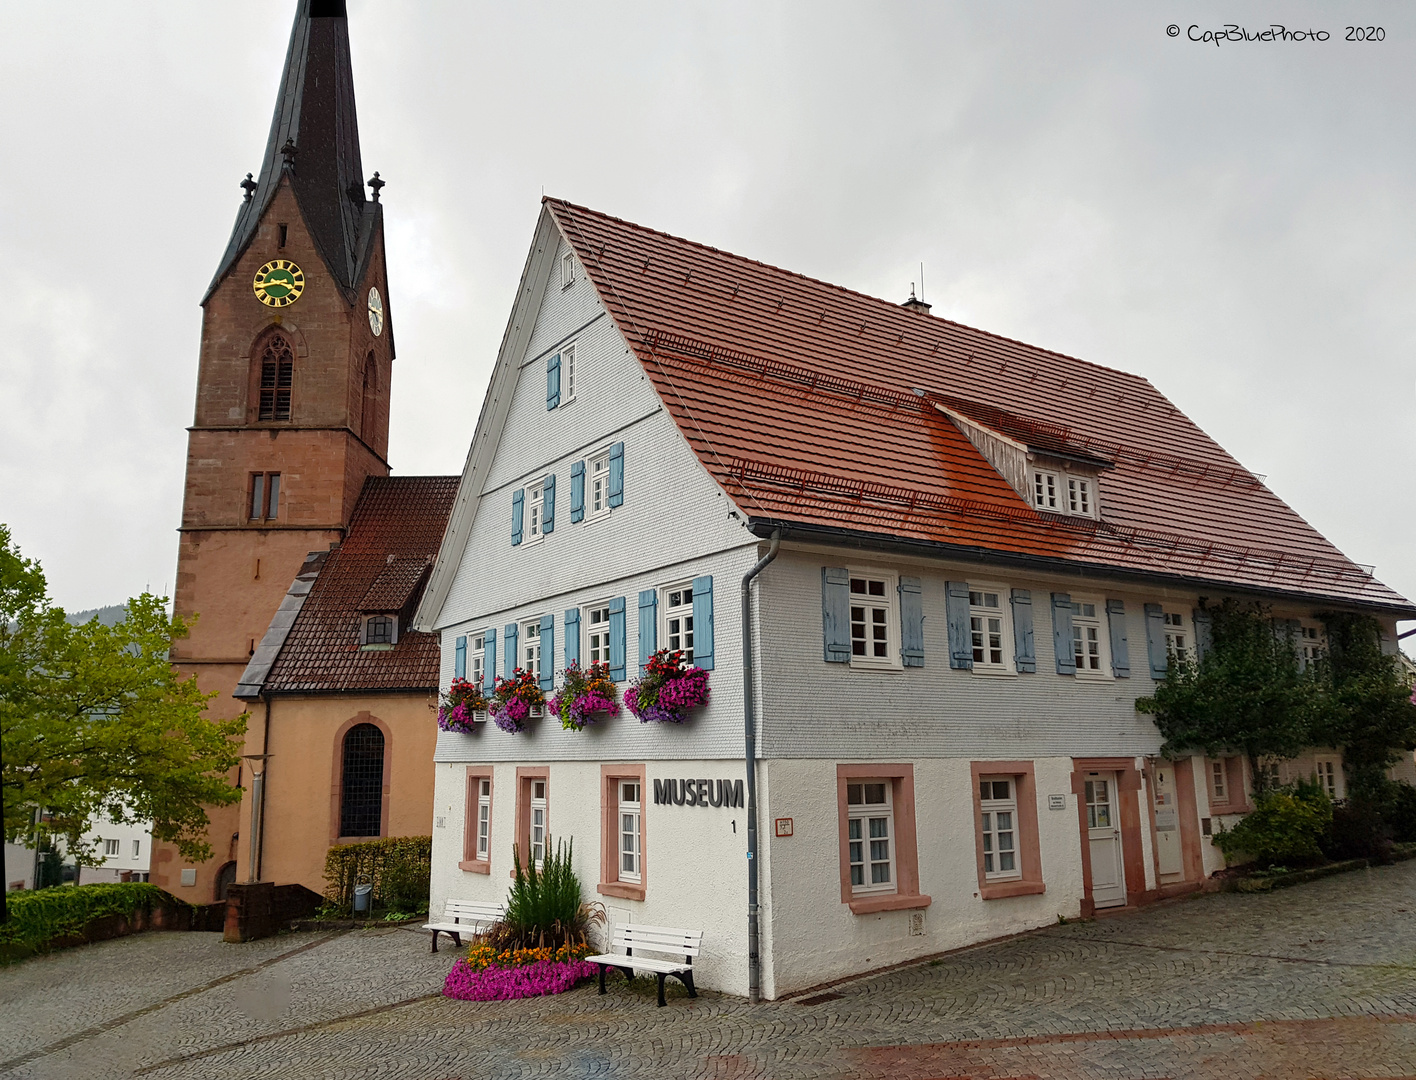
[742,528,780,1006]
[745,520,1416,619]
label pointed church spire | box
[206,0,375,302]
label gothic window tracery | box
[258,335,295,421]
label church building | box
[155,0,452,901]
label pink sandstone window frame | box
[835,763,930,915]
[459,768,492,874]
[970,761,1045,899]
[598,763,647,901]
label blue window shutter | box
[546,352,561,410]
[638,589,658,674]
[821,567,851,663]
[570,461,585,523]
[539,614,555,691]
[898,576,924,668]
[454,635,467,680]
[504,623,518,679]
[564,608,581,669]
[608,442,625,508]
[1011,589,1036,673]
[692,575,714,670]
[1052,593,1076,674]
[483,629,496,692]
[1106,599,1130,678]
[945,581,973,670]
[542,474,556,534]
[511,489,524,546]
[608,597,627,681]
[1192,608,1213,661]
[1144,603,1167,679]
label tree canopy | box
[1,525,246,863]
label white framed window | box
[1260,760,1282,788]
[562,342,577,402]
[1210,760,1227,803]
[664,584,695,663]
[132,840,141,858]
[849,573,896,666]
[526,482,545,542]
[968,587,1010,670]
[476,778,492,860]
[522,620,543,684]
[1032,470,1059,511]
[1314,758,1340,799]
[846,780,895,893]
[979,777,1021,881]
[586,605,611,666]
[530,778,548,870]
[618,780,642,883]
[471,633,486,688]
[561,249,576,288]
[1299,622,1325,666]
[588,450,611,519]
[103,838,120,857]
[362,614,397,648]
[1067,477,1093,516]
[1070,599,1107,675]
[1163,611,1188,659]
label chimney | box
[901,288,932,316]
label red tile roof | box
[548,199,1410,613]
[260,475,460,694]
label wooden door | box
[1085,772,1126,908]
[1152,764,1183,877]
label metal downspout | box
[742,528,781,1004]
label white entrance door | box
[1152,764,1183,877]
[1086,772,1126,908]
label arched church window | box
[258,335,295,421]
[360,351,377,440]
[339,723,385,838]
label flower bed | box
[548,662,621,731]
[438,677,488,733]
[489,668,545,734]
[626,649,710,724]
[443,941,598,1002]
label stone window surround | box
[459,767,492,874]
[598,763,647,902]
[970,761,1045,899]
[511,766,549,878]
[835,763,929,915]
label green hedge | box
[1,883,181,956]
[323,836,431,914]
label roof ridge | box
[545,196,1154,385]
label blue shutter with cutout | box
[608,598,627,681]
[1011,589,1036,673]
[454,635,467,681]
[821,567,851,663]
[504,623,518,679]
[1144,603,1167,679]
[547,352,561,410]
[539,614,555,691]
[946,581,973,670]
[1052,593,1076,674]
[898,576,924,668]
[1192,608,1213,661]
[692,576,714,670]
[542,474,556,534]
[639,589,658,673]
[483,628,496,691]
[608,442,625,508]
[570,461,585,523]
[511,489,524,546]
[564,608,581,669]
[1106,599,1130,678]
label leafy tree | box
[1,525,246,864]
[1137,599,1317,792]
[1311,612,1416,800]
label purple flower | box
[443,959,600,1002]
[438,701,481,734]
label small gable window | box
[1031,468,1098,519]
[561,250,577,288]
[1067,477,1093,516]
[1033,471,1059,511]
[362,614,397,649]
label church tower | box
[156,0,393,899]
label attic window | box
[1067,478,1092,516]
[1032,471,1059,511]
[362,614,397,650]
[561,250,577,289]
[1031,469,1097,519]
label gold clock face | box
[253,260,305,307]
[367,286,384,336]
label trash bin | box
[353,883,373,914]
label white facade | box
[418,208,1398,998]
[77,818,152,885]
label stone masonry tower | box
[154,0,393,899]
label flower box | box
[549,662,622,731]
[489,668,546,734]
[626,649,710,724]
[438,678,489,733]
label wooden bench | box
[585,923,703,1007]
[422,899,504,953]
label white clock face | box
[367,286,384,337]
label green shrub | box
[493,837,600,950]
[1213,783,1332,867]
[0,883,180,956]
[323,836,431,913]
[1387,781,1416,843]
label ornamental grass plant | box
[493,836,603,950]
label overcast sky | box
[2,2,1412,629]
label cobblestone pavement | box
[5,861,1416,1079]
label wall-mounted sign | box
[775,818,794,837]
[1048,794,1066,811]
[652,778,744,809]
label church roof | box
[237,475,459,698]
[544,199,1411,614]
[205,0,378,304]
